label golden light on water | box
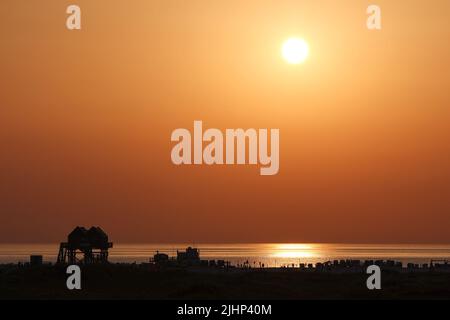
[271,244,317,259]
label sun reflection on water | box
[271,244,318,259]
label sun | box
[282,38,309,64]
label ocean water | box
[1,243,450,267]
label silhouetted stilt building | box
[57,226,113,265]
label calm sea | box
[1,243,450,267]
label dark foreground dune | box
[1,264,450,300]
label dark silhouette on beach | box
[1,226,450,300]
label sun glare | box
[282,38,309,64]
[271,244,317,259]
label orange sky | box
[1,0,449,243]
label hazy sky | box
[1,0,449,243]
